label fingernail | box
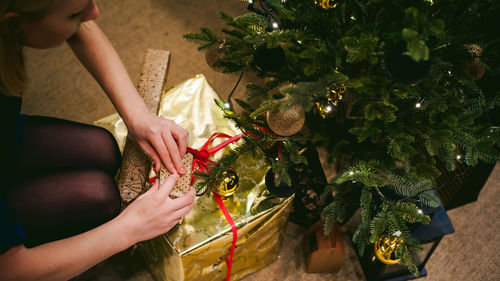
[180,167,186,174]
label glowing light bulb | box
[349,171,354,176]
[456,155,462,160]
[418,209,423,215]
[272,22,279,29]
[415,103,421,108]
[326,105,332,112]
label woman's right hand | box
[116,173,196,244]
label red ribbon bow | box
[187,132,242,184]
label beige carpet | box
[22,0,499,280]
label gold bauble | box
[213,168,239,198]
[314,0,339,10]
[314,87,345,119]
[205,45,225,72]
[266,104,305,136]
[374,233,402,265]
[462,44,485,81]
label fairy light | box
[456,155,462,160]
[418,209,423,215]
[349,171,354,176]
[416,98,425,108]
[326,105,333,112]
[272,21,279,29]
[224,102,231,109]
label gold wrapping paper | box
[95,74,292,280]
[137,74,293,281]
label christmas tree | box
[184,0,500,274]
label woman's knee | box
[19,116,122,175]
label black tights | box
[6,116,122,247]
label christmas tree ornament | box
[385,43,431,85]
[374,231,403,265]
[253,45,286,72]
[314,87,345,119]
[265,167,298,198]
[266,103,306,136]
[213,168,239,198]
[205,44,225,72]
[457,44,486,81]
[314,0,339,10]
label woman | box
[0,0,196,280]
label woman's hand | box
[127,111,189,174]
[117,174,196,244]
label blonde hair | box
[0,0,59,96]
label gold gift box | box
[97,75,293,280]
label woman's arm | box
[0,174,195,281]
[66,20,188,174]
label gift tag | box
[158,153,193,198]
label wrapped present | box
[95,49,170,204]
[139,74,293,281]
[96,74,293,280]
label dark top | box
[0,94,26,253]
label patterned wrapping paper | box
[95,49,170,204]
[139,74,293,281]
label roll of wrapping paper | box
[117,49,170,204]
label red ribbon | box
[213,192,238,281]
[187,132,242,184]
[188,132,242,281]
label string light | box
[456,155,462,160]
[416,98,425,108]
[418,209,423,215]
[349,171,354,175]
[271,21,279,29]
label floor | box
[22,0,499,280]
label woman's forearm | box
[0,217,132,281]
[67,20,148,128]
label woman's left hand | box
[127,111,189,174]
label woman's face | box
[19,0,99,48]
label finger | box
[161,131,185,175]
[157,173,179,200]
[171,202,195,219]
[166,220,180,231]
[172,125,189,157]
[150,134,175,174]
[169,188,196,210]
[139,141,161,172]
